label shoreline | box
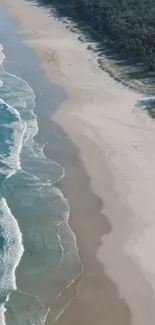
[0,9,84,324]
[1,0,155,325]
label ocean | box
[0,11,82,325]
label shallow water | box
[0,10,82,325]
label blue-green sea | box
[0,17,82,325]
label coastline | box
[1,0,155,325]
[0,8,84,324]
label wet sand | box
[1,0,155,324]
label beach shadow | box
[136,97,155,119]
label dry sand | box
[1,0,155,324]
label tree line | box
[38,0,155,71]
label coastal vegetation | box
[37,0,155,72]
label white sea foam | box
[0,198,24,289]
[0,98,27,176]
[0,44,5,66]
[0,197,24,324]
[0,304,6,325]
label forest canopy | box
[38,0,155,71]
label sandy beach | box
[1,0,155,324]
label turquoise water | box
[0,24,82,325]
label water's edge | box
[0,8,83,325]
